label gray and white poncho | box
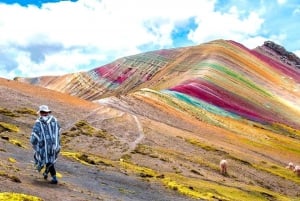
[30,115,61,171]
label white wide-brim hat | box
[38,105,51,113]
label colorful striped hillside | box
[16,39,300,131]
[13,39,300,200]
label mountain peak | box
[255,40,300,68]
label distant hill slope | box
[15,39,300,130]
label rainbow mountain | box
[3,39,300,200]
[16,39,300,132]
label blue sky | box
[0,0,300,79]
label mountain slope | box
[2,77,300,201]
[0,78,194,201]
[3,39,300,200]
[16,39,300,131]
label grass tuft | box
[0,192,42,201]
[62,120,114,140]
[0,122,19,133]
[14,107,37,116]
[0,107,19,117]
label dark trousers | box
[45,163,56,177]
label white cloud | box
[0,0,218,79]
[187,5,264,48]
[242,36,268,49]
[277,0,287,5]
[0,0,298,79]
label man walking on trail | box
[30,105,61,184]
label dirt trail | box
[95,97,145,154]
[0,79,194,201]
[129,115,144,151]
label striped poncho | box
[30,115,61,171]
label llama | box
[286,162,295,170]
[220,159,228,175]
[294,165,300,176]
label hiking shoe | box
[43,172,48,180]
[50,179,58,184]
[50,176,58,184]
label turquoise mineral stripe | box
[163,90,241,119]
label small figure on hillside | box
[294,165,300,176]
[30,105,61,184]
[220,159,228,175]
[285,162,295,170]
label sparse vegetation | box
[9,139,26,148]
[0,171,21,183]
[62,120,113,139]
[272,122,300,139]
[0,122,19,133]
[253,161,300,184]
[61,151,114,167]
[0,192,42,201]
[8,157,16,163]
[185,138,218,152]
[132,144,154,155]
[78,153,96,165]
[114,159,296,200]
[190,169,202,176]
[120,160,157,179]
[161,173,292,201]
[120,154,132,161]
[0,107,19,117]
[14,107,37,116]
